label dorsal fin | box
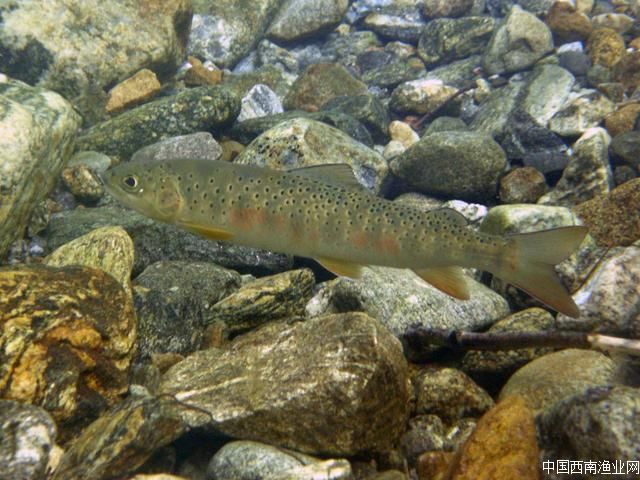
[288,164,364,190]
[426,208,469,227]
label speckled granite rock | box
[235,117,388,193]
[482,5,554,75]
[0,77,81,259]
[189,0,284,68]
[61,165,104,204]
[520,64,575,127]
[0,400,57,480]
[267,0,348,42]
[76,86,239,161]
[283,63,368,112]
[207,269,315,336]
[537,386,640,472]
[549,90,615,137]
[446,396,539,480]
[0,265,137,443]
[389,79,458,116]
[306,267,510,361]
[413,367,494,423]
[45,206,293,277]
[45,226,135,297]
[0,0,191,121]
[130,132,224,164]
[161,313,410,455]
[499,349,616,413]
[52,395,185,480]
[390,131,507,202]
[133,261,241,360]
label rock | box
[546,1,593,43]
[424,116,468,135]
[610,130,640,170]
[390,131,507,202]
[234,117,388,193]
[499,349,617,413]
[470,80,526,141]
[613,165,637,186]
[268,459,353,480]
[0,77,81,259]
[266,0,349,42]
[604,102,640,137]
[558,49,592,77]
[52,396,185,480]
[425,55,483,89]
[45,226,135,297]
[321,94,390,143]
[573,178,640,247]
[237,84,284,122]
[538,127,613,207]
[499,167,548,204]
[399,415,445,466]
[586,27,625,68]
[184,56,224,87]
[188,0,284,68]
[105,69,161,115]
[206,440,350,480]
[133,261,241,360]
[389,79,458,116]
[76,86,239,161]
[537,386,640,472]
[220,140,246,162]
[422,0,474,18]
[305,267,510,361]
[61,165,105,203]
[67,151,113,173]
[360,57,426,89]
[223,65,292,101]
[482,5,554,76]
[383,140,407,160]
[362,12,425,44]
[417,451,454,480]
[614,51,640,94]
[555,244,640,337]
[0,1,191,121]
[417,17,495,67]
[487,0,556,16]
[548,89,615,137]
[0,265,137,443]
[206,269,315,337]
[229,110,373,147]
[388,121,419,149]
[460,308,556,389]
[446,396,539,480]
[520,65,575,127]
[413,368,495,423]
[592,13,634,33]
[45,206,293,277]
[0,400,57,480]
[161,313,410,455]
[130,132,224,164]
[283,63,368,112]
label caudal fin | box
[498,226,588,318]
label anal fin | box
[413,266,470,300]
[316,257,364,279]
[176,221,235,241]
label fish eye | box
[122,175,139,190]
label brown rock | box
[0,265,137,443]
[417,451,454,480]
[283,63,368,112]
[447,396,540,480]
[604,102,640,137]
[546,1,593,42]
[52,396,185,480]
[573,178,640,247]
[614,51,640,93]
[184,56,223,86]
[499,167,547,204]
[61,165,104,202]
[106,69,161,114]
[587,27,626,68]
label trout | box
[102,158,587,317]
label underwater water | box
[0,0,639,479]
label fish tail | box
[495,226,588,318]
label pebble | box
[499,167,548,204]
[105,69,161,115]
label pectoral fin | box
[316,257,364,279]
[176,221,235,241]
[413,266,470,300]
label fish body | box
[103,158,587,317]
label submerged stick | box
[404,327,640,356]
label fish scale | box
[103,158,588,318]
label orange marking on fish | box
[350,231,370,248]
[229,208,268,230]
[376,234,401,255]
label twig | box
[403,327,640,356]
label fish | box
[102,158,588,318]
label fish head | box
[101,160,184,223]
